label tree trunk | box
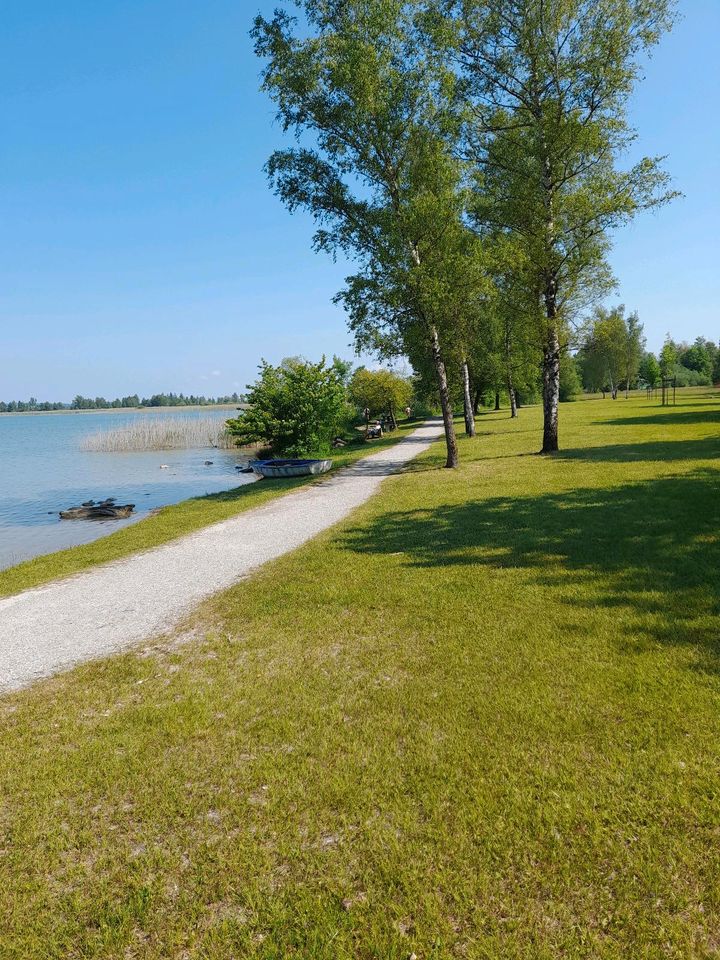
[538,123,560,453]
[494,391,501,411]
[504,325,518,418]
[462,361,476,437]
[431,326,459,468]
[473,389,482,414]
[541,325,560,453]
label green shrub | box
[227,357,349,457]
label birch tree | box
[253,0,473,467]
[622,310,645,397]
[442,0,677,450]
[578,304,638,397]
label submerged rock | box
[60,499,134,521]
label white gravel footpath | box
[0,421,442,693]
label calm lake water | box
[0,409,255,571]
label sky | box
[1,0,718,401]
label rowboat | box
[250,458,333,479]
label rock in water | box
[60,503,135,521]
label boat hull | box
[250,458,333,479]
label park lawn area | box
[0,426,415,599]
[1,392,719,958]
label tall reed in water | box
[81,417,234,452]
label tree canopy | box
[577,305,645,396]
[252,0,677,453]
[348,368,413,422]
[445,0,676,447]
[252,0,480,466]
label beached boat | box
[250,458,333,479]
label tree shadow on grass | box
[593,409,720,427]
[558,437,719,462]
[342,469,720,669]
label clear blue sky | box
[1,0,718,401]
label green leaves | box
[348,367,413,418]
[227,357,349,457]
[252,0,676,450]
[576,304,646,392]
[252,0,472,344]
[454,0,677,313]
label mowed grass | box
[1,392,719,958]
[0,427,414,598]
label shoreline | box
[0,403,246,417]
[0,423,441,693]
[0,426,416,599]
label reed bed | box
[81,416,235,452]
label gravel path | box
[0,422,442,693]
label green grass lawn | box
[1,392,719,958]
[0,427,415,598]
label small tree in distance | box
[348,368,413,428]
[578,305,644,397]
[639,352,661,389]
[660,337,679,379]
[559,354,582,402]
[622,312,646,398]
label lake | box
[0,408,256,571]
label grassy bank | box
[0,427,414,598]
[1,394,719,958]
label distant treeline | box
[0,392,245,413]
[572,308,720,399]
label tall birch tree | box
[441,0,677,450]
[252,0,472,467]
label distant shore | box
[0,404,247,417]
